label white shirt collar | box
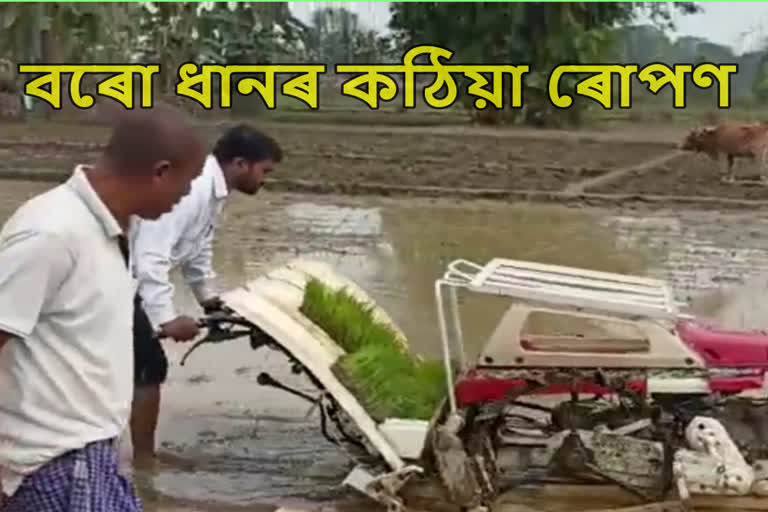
[66,165,123,238]
[208,155,229,200]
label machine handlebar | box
[174,306,274,366]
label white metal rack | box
[434,258,683,413]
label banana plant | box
[196,2,305,65]
[0,2,125,64]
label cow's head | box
[679,126,717,151]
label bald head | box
[93,108,208,221]
[102,108,205,176]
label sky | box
[287,1,768,56]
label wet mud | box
[2,120,768,208]
[4,178,768,511]
[272,131,663,191]
[0,121,671,194]
[589,152,768,200]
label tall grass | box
[300,278,446,421]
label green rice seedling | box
[411,359,448,408]
[300,278,405,354]
[335,347,445,421]
[300,277,447,421]
[335,344,417,420]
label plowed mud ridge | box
[3,119,768,210]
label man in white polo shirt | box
[0,111,206,512]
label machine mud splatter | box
[181,258,768,512]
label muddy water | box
[2,180,768,509]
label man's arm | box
[0,230,74,350]
[131,217,182,330]
[180,223,217,306]
[131,213,200,342]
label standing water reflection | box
[2,180,768,507]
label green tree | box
[0,3,138,119]
[0,58,22,120]
[196,2,305,64]
[752,52,768,103]
[302,6,394,65]
[606,25,673,65]
[134,3,204,94]
[193,2,307,114]
[0,3,134,64]
[136,3,306,96]
[388,2,700,126]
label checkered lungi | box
[0,438,142,512]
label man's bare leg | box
[130,383,198,472]
[131,383,161,468]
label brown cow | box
[679,122,768,182]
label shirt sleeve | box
[131,216,184,330]
[180,223,217,304]
[0,230,74,339]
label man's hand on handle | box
[200,296,224,314]
[159,315,199,342]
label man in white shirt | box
[129,123,282,464]
[0,111,206,511]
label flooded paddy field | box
[3,118,768,511]
[3,176,768,511]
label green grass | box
[299,278,446,421]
